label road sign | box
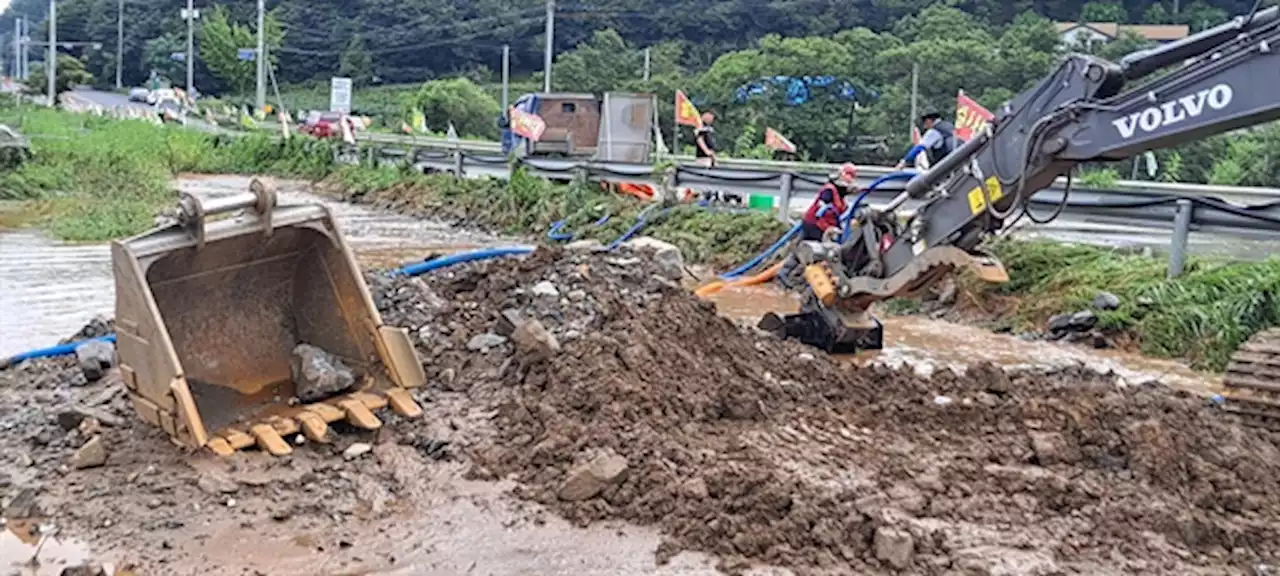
[330,77,352,114]
[237,48,256,61]
[170,52,185,62]
[180,8,201,19]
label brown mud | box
[2,246,1279,575]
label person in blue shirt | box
[894,110,957,170]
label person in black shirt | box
[694,111,717,167]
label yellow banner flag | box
[675,90,702,128]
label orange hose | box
[695,262,783,298]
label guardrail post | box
[778,173,794,223]
[453,149,464,178]
[1168,198,1192,278]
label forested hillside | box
[0,0,1252,88]
[3,0,1278,183]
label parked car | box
[128,87,150,102]
[299,110,348,139]
[146,88,175,105]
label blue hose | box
[719,222,804,280]
[605,204,669,251]
[838,171,917,243]
[547,213,611,242]
[392,245,537,277]
[2,334,116,370]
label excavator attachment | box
[110,179,426,456]
[1222,329,1280,427]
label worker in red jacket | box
[801,162,858,242]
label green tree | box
[1079,1,1129,22]
[198,5,283,95]
[413,77,501,139]
[339,35,374,86]
[142,32,186,87]
[25,54,95,100]
[1142,2,1174,23]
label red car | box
[300,111,347,139]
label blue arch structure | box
[733,76,875,106]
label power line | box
[277,7,544,44]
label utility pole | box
[20,18,28,79]
[909,62,919,138]
[501,44,509,111]
[255,0,265,111]
[542,0,554,92]
[184,0,194,96]
[115,0,123,89]
[12,19,19,81]
[643,47,650,81]
[47,0,56,107]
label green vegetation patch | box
[979,238,1280,371]
[323,164,789,267]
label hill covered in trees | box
[3,0,1278,185]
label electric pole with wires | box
[115,0,123,89]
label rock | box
[1069,310,1098,331]
[74,340,117,382]
[532,281,560,298]
[682,477,709,500]
[59,564,106,576]
[874,526,914,569]
[196,470,240,495]
[57,406,124,431]
[1029,432,1076,466]
[493,309,525,337]
[564,239,604,252]
[625,237,684,281]
[344,443,373,460]
[1092,291,1121,311]
[70,436,108,469]
[290,344,357,403]
[567,289,587,302]
[558,452,630,501]
[466,333,508,352]
[1047,314,1072,333]
[1091,331,1109,349]
[511,319,562,362]
[3,488,41,518]
[936,278,957,306]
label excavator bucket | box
[110,179,426,456]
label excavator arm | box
[764,5,1280,352]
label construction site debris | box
[510,318,561,362]
[290,344,358,403]
[74,339,116,382]
[70,436,107,469]
[4,246,1280,574]
[624,236,684,280]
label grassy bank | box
[320,164,790,267]
[0,106,334,241]
[961,239,1280,371]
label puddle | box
[0,520,98,576]
[705,283,1219,397]
[0,176,504,358]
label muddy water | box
[0,176,506,357]
[705,284,1220,397]
[0,520,98,576]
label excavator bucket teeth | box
[1222,328,1280,427]
[111,180,427,458]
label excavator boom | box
[765,6,1280,378]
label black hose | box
[1024,170,1073,224]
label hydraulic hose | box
[393,246,537,277]
[719,223,803,280]
[1,334,117,370]
[839,170,917,243]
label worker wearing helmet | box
[801,162,858,242]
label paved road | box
[66,88,152,112]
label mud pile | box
[374,246,1280,574]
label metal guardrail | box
[359,144,1280,277]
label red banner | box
[954,90,994,142]
[509,107,547,141]
[764,127,797,153]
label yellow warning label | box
[966,176,1004,214]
